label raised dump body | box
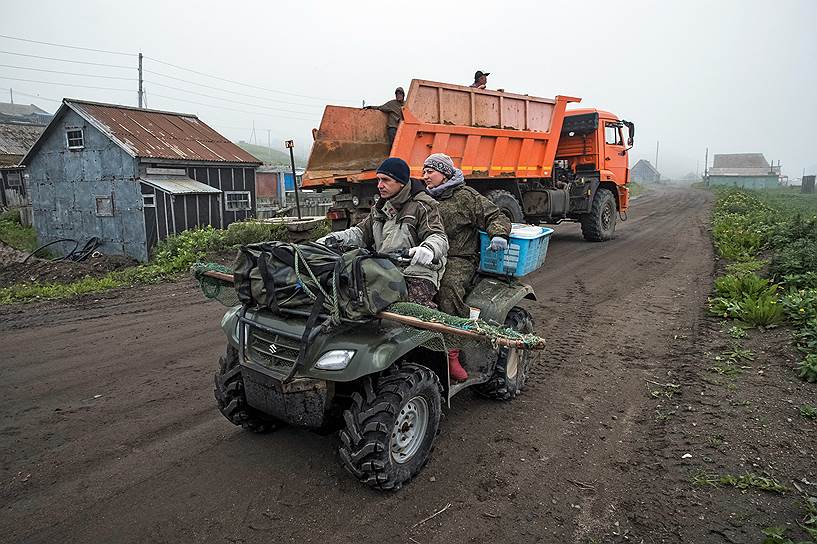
[303,80,579,187]
[304,79,633,242]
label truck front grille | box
[245,326,301,373]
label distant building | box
[706,153,779,189]
[22,99,261,262]
[631,159,660,183]
[256,166,304,206]
[0,102,52,215]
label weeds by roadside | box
[0,219,327,304]
[692,471,788,494]
[711,188,817,382]
[0,209,38,252]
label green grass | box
[0,209,38,252]
[693,471,788,494]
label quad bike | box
[212,251,538,491]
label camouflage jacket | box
[433,183,511,260]
[331,180,449,287]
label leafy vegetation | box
[0,220,326,304]
[800,404,817,419]
[711,188,817,381]
[0,208,38,252]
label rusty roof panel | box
[66,100,261,165]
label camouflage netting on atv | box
[190,262,544,349]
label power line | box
[0,75,133,93]
[144,80,319,115]
[0,33,132,56]
[0,63,137,81]
[0,49,133,69]
[144,69,323,108]
[147,91,318,122]
[144,55,349,102]
[0,87,61,104]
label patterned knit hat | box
[423,153,456,179]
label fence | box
[256,190,335,219]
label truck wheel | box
[476,307,535,401]
[581,188,617,241]
[338,364,442,491]
[214,345,277,433]
[486,189,524,223]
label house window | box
[142,194,156,207]
[66,128,84,149]
[95,195,114,216]
[605,124,622,146]
[225,191,251,211]
[6,172,21,187]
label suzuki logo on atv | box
[268,343,278,354]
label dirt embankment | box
[1,186,813,544]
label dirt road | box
[3,186,782,543]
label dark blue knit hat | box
[376,157,410,185]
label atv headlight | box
[314,350,355,370]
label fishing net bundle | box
[190,262,545,349]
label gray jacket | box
[332,180,449,287]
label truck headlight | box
[351,195,360,207]
[314,350,355,370]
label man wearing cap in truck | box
[422,153,511,382]
[364,87,405,147]
[470,70,489,89]
[317,157,448,308]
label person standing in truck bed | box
[365,87,405,148]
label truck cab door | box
[602,122,627,184]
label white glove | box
[408,245,434,266]
[489,236,508,251]
[316,234,338,246]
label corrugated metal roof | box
[65,99,262,165]
[0,122,46,160]
[712,153,769,169]
[139,176,222,195]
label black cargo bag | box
[233,241,407,321]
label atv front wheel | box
[476,307,534,401]
[214,345,277,433]
[338,364,442,491]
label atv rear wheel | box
[581,188,617,241]
[214,345,277,433]
[338,364,442,491]
[486,189,524,223]
[476,307,534,401]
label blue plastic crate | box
[478,224,554,277]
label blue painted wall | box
[26,109,148,261]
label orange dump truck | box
[303,79,634,241]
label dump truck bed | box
[303,79,580,188]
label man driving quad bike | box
[317,157,448,307]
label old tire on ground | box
[338,363,442,491]
[476,307,535,401]
[214,345,277,433]
[581,188,617,242]
[485,189,524,223]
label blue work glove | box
[489,236,508,252]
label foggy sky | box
[1,0,815,178]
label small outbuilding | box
[631,159,661,183]
[22,99,261,261]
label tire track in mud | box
[0,186,715,543]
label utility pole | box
[9,88,13,104]
[704,147,709,187]
[285,140,302,220]
[654,140,659,172]
[138,52,144,108]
